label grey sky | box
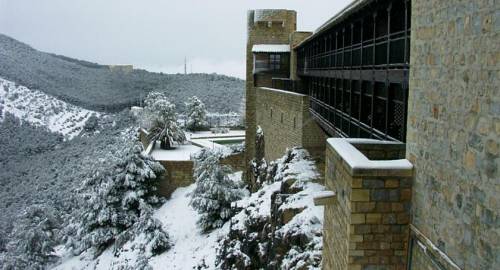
[0,0,352,79]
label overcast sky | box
[0,0,351,79]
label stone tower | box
[245,9,297,188]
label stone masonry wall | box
[220,152,246,172]
[157,160,193,198]
[245,10,297,186]
[323,141,412,270]
[408,0,499,269]
[155,152,244,198]
[255,87,326,162]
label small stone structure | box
[139,129,245,198]
[321,139,412,270]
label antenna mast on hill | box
[184,57,187,75]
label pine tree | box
[66,139,169,256]
[2,204,61,270]
[185,96,207,131]
[141,91,186,149]
[189,149,245,232]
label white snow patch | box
[149,142,202,161]
[0,78,100,139]
[327,138,413,171]
[149,185,229,270]
[252,44,290,53]
[188,130,245,139]
[54,184,232,270]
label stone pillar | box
[322,139,413,270]
[289,31,312,81]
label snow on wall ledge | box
[252,44,290,53]
[327,138,413,176]
[0,78,100,139]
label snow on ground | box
[0,78,100,138]
[150,142,202,161]
[149,185,229,270]
[52,149,323,270]
[53,182,237,270]
[188,130,244,155]
[188,130,245,139]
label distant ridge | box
[0,34,244,113]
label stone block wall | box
[255,87,326,162]
[322,139,413,270]
[139,128,150,149]
[245,9,297,184]
[221,152,246,172]
[408,0,499,268]
[157,160,194,198]
[156,152,244,198]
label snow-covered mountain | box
[0,34,244,113]
[0,78,100,138]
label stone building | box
[244,0,499,269]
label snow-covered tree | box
[189,149,245,233]
[66,139,169,256]
[185,96,207,131]
[250,126,267,191]
[141,91,186,149]
[1,204,62,270]
[83,113,99,132]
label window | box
[270,54,281,70]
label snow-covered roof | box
[252,44,290,53]
[327,138,413,176]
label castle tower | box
[245,9,297,189]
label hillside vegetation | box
[0,34,244,113]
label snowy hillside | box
[54,184,230,270]
[53,149,325,270]
[0,78,99,138]
[0,34,244,113]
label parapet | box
[247,9,296,29]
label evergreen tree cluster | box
[190,149,245,233]
[185,96,208,131]
[1,205,61,270]
[66,139,170,257]
[140,92,186,149]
